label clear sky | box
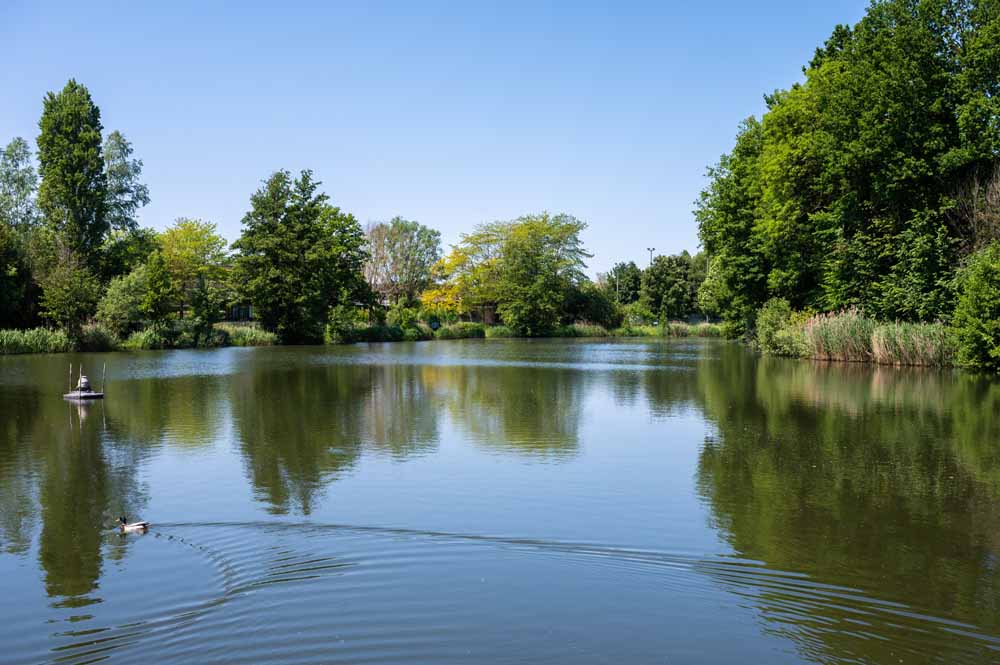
[2,1,868,275]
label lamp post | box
[646,247,655,266]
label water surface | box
[1,339,999,663]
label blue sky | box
[2,1,867,275]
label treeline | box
[0,80,717,354]
[695,0,1000,371]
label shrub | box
[610,325,660,337]
[621,301,655,326]
[485,325,516,338]
[754,298,807,357]
[952,242,1000,372]
[692,322,724,337]
[78,323,120,352]
[217,323,277,347]
[386,304,420,329]
[802,309,876,362]
[0,328,72,354]
[123,327,172,350]
[435,322,486,339]
[97,265,148,338]
[871,321,956,367]
[552,323,609,337]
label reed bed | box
[870,321,956,367]
[802,309,876,362]
[216,323,278,347]
[434,322,486,339]
[0,328,72,354]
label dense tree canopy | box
[422,213,597,334]
[697,0,1000,330]
[159,218,228,317]
[0,138,40,235]
[602,261,642,304]
[36,80,108,266]
[364,217,441,305]
[103,130,149,235]
[233,170,368,344]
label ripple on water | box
[7,522,998,665]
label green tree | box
[98,227,160,280]
[159,218,229,317]
[103,131,149,235]
[233,170,368,344]
[0,137,40,235]
[96,264,149,338]
[36,80,108,266]
[141,250,176,327]
[952,242,1000,372]
[696,0,1000,327]
[603,261,642,304]
[37,249,100,341]
[364,217,442,305]
[641,252,694,320]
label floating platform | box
[63,391,105,400]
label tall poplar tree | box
[36,80,108,266]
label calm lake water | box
[1,339,999,664]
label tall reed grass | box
[216,323,278,347]
[762,308,959,367]
[870,321,956,367]
[802,309,876,362]
[0,328,72,354]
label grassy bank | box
[755,300,958,367]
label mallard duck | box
[116,515,150,533]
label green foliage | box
[754,298,807,357]
[697,1,1000,327]
[141,250,176,326]
[435,322,486,339]
[802,309,876,363]
[386,303,420,329]
[233,170,368,344]
[484,324,516,338]
[122,327,171,350]
[0,327,71,354]
[620,301,655,326]
[159,217,229,316]
[871,321,956,367]
[603,261,642,304]
[610,322,723,338]
[188,274,227,346]
[551,323,609,337]
[563,280,621,329]
[77,322,119,352]
[216,322,277,346]
[0,221,37,328]
[37,250,100,341]
[37,80,108,265]
[423,213,590,334]
[102,130,149,235]
[98,227,160,281]
[96,264,148,337]
[952,242,1000,371]
[0,137,40,235]
[365,217,442,304]
[640,252,701,319]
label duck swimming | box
[116,516,150,533]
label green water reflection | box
[0,341,997,663]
